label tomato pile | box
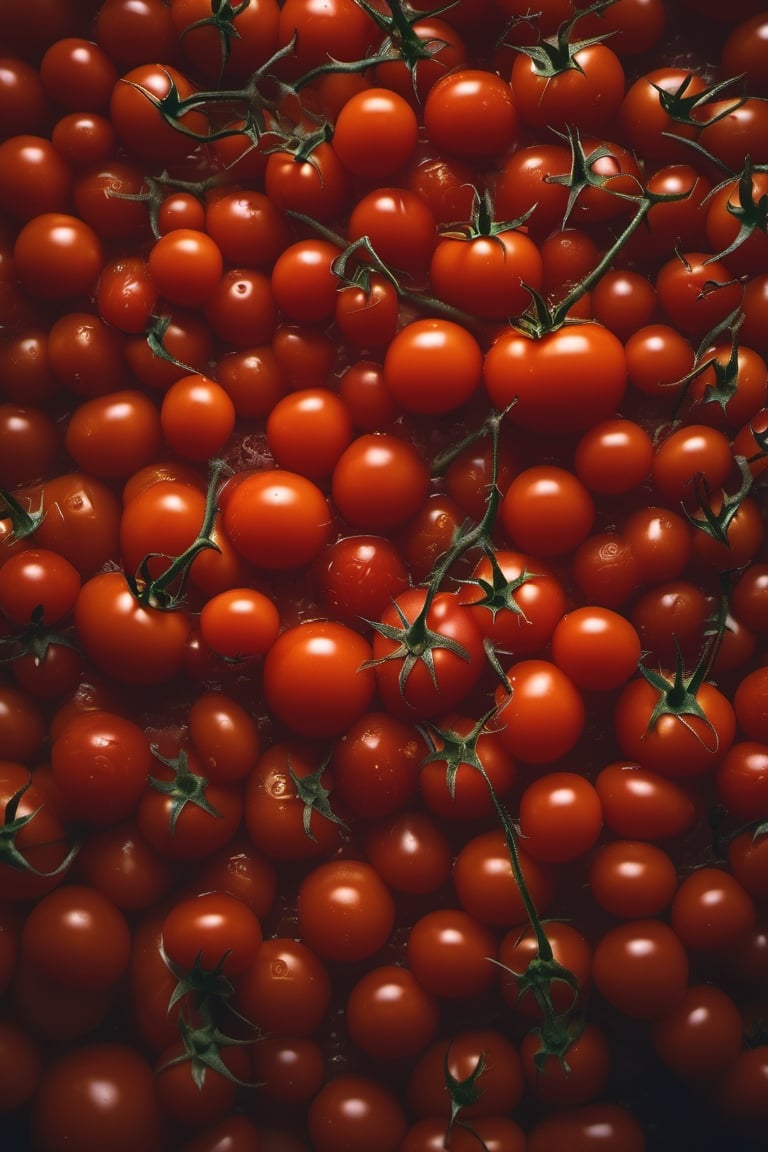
[2,0,768,1149]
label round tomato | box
[161,890,262,976]
[383,318,483,414]
[592,919,688,1019]
[223,470,332,570]
[51,710,152,826]
[518,773,603,863]
[298,859,395,963]
[236,936,331,1037]
[307,1075,407,1152]
[21,884,131,991]
[494,659,585,764]
[346,964,440,1061]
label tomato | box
[75,571,190,685]
[374,17,466,104]
[652,423,733,506]
[346,964,440,1060]
[298,859,395,963]
[689,342,767,430]
[51,111,118,165]
[424,69,517,158]
[332,434,430,531]
[73,819,176,912]
[21,884,131,992]
[13,212,102,300]
[154,1041,249,1131]
[521,1022,610,1107]
[243,741,345,862]
[398,493,464,584]
[331,711,423,818]
[592,919,689,1019]
[222,469,332,571]
[0,1018,41,1112]
[136,749,243,862]
[162,890,261,977]
[430,229,543,322]
[347,187,437,287]
[0,548,80,625]
[31,1043,164,1152]
[48,310,128,398]
[494,659,585,764]
[180,1116,264,1152]
[551,607,641,691]
[622,506,693,585]
[671,866,755,952]
[51,710,152,826]
[716,740,768,820]
[0,135,72,222]
[265,141,350,225]
[630,580,709,669]
[65,390,163,480]
[518,773,603,863]
[0,59,48,138]
[363,808,451,895]
[333,87,418,178]
[453,828,556,926]
[263,620,375,738]
[655,252,743,340]
[625,323,695,399]
[171,0,280,84]
[383,319,483,414]
[267,388,353,479]
[205,189,290,267]
[0,328,59,406]
[252,1037,324,1106]
[127,309,213,389]
[614,671,736,777]
[527,1103,646,1152]
[148,229,223,307]
[499,921,592,1018]
[73,159,151,241]
[716,1046,768,1136]
[160,374,236,462]
[734,666,768,742]
[510,42,625,135]
[574,418,654,495]
[572,533,639,608]
[407,908,498,999]
[96,254,157,334]
[588,840,678,918]
[0,687,45,764]
[371,589,486,720]
[307,1075,407,1152]
[407,1029,524,1119]
[652,984,744,1081]
[236,936,331,1037]
[109,62,207,162]
[419,712,516,822]
[485,324,627,433]
[0,761,72,902]
[619,68,707,163]
[402,1118,526,1152]
[696,96,768,173]
[314,534,409,627]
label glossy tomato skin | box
[20,883,131,992]
[592,919,689,1020]
[494,659,585,764]
[51,710,152,826]
[298,859,395,964]
[223,470,332,570]
[307,1074,407,1152]
[371,589,486,720]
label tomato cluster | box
[1,0,768,1150]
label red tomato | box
[298,859,395,963]
[671,866,756,952]
[552,607,641,691]
[407,1029,524,1118]
[21,884,131,991]
[223,470,332,570]
[14,212,102,300]
[407,908,498,999]
[463,549,567,655]
[652,984,743,1081]
[333,87,419,178]
[236,937,331,1037]
[51,710,152,826]
[346,964,440,1060]
[307,1075,407,1152]
[161,890,262,976]
[160,375,236,462]
[594,761,698,840]
[518,773,603,863]
[588,840,678,918]
[363,809,452,895]
[494,659,585,764]
[592,919,689,1019]
[383,319,483,414]
[453,828,556,927]
[332,433,430,531]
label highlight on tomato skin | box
[3,3,768,1151]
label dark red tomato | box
[216,347,285,419]
[689,492,765,573]
[272,323,336,390]
[73,159,150,241]
[463,549,566,655]
[510,42,625,135]
[48,310,127,398]
[630,580,709,669]
[419,712,516,822]
[307,1075,407,1152]
[0,548,80,625]
[501,465,594,558]
[722,10,768,95]
[671,866,756,952]
[594,761,697,840]
[73,819,176,912]
[592,919,689,1019]
[126,309,213,390]
[96,254,157,334]
[94,0,179,67]
[236,937,331,1037]
[0,905,20,995]
[18,473,120,579]
[399,493,465,584]
[276,0,378,77]
[264,620,375,738]
[655,252,743,340]
[619,68,706,163]
[734,666,768,742]
[0,1018,41,1113]
[624,164,713,268]
[454,828,556,927]
[696,96,768,172]
[518,772,603,863]
[156,191,205,234]
[75,571,190,686]
[729,830,768,900]
[625,323,695,400]
[372,588,486,720]
[589,840,677,918]
[348,187,437,287]
[136,752,243,863]
[574,0,666,54]
[614,673,736,777]
[405,152,477,229]
[337,359,399,430]
[0,135,71,222]
[384,318,483,414]
[402,1117,526,1152]
[408,1029,524,1119]
[314,534,409,627]
[191,835,276,920]
[120,478,207,583]
[31,1043,164,1152]
[187,692,260,784]
[162,890,261,977]
[51,113,118,166]
[331,711,423,818]
[0,403,58,489]
[716,740,768,820]
[335,273,400,350]
[243,741,345,862]
[363,809,452,895]
[65,390,163,480]
[689,343,767,430]
[717,1046,768,1137]
[298,858,395,963]
[110,63,207,162]
[154,1040,249,1131]
[21,884,131,992]
[333,87,419,178]
[180,1115,263,1152]
[424,69,517,158]
[551,607,641,691]
[0,329,59,406]
[12,641,84,703]
[0,59,48,137]
[206,188,291,268]
[14,212,102,300]
[271,239,341,324]
[0,761,72,902]
[494,659,585,764]
[252,1037,324,1106]
[521,1022,610,1108]
[622,505,693,584]
[493,142,571,240]
[652,423,733,506]
[332,434,430,531]
[206,267,279,347]
[485,324,627,433]
[430,229,542,322]
[13,962,113,1045]
[407,908,498,999]
[705,169,768,277]
[223,469,332,570]
[652,984,744,1081]
[267,388,353,480]
[527,1103,646,1152]
[51,710,152,826]
[575,418,653,495]
[499,921,592,1019]
[171,0,280,84]
[347,964,440,1060]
